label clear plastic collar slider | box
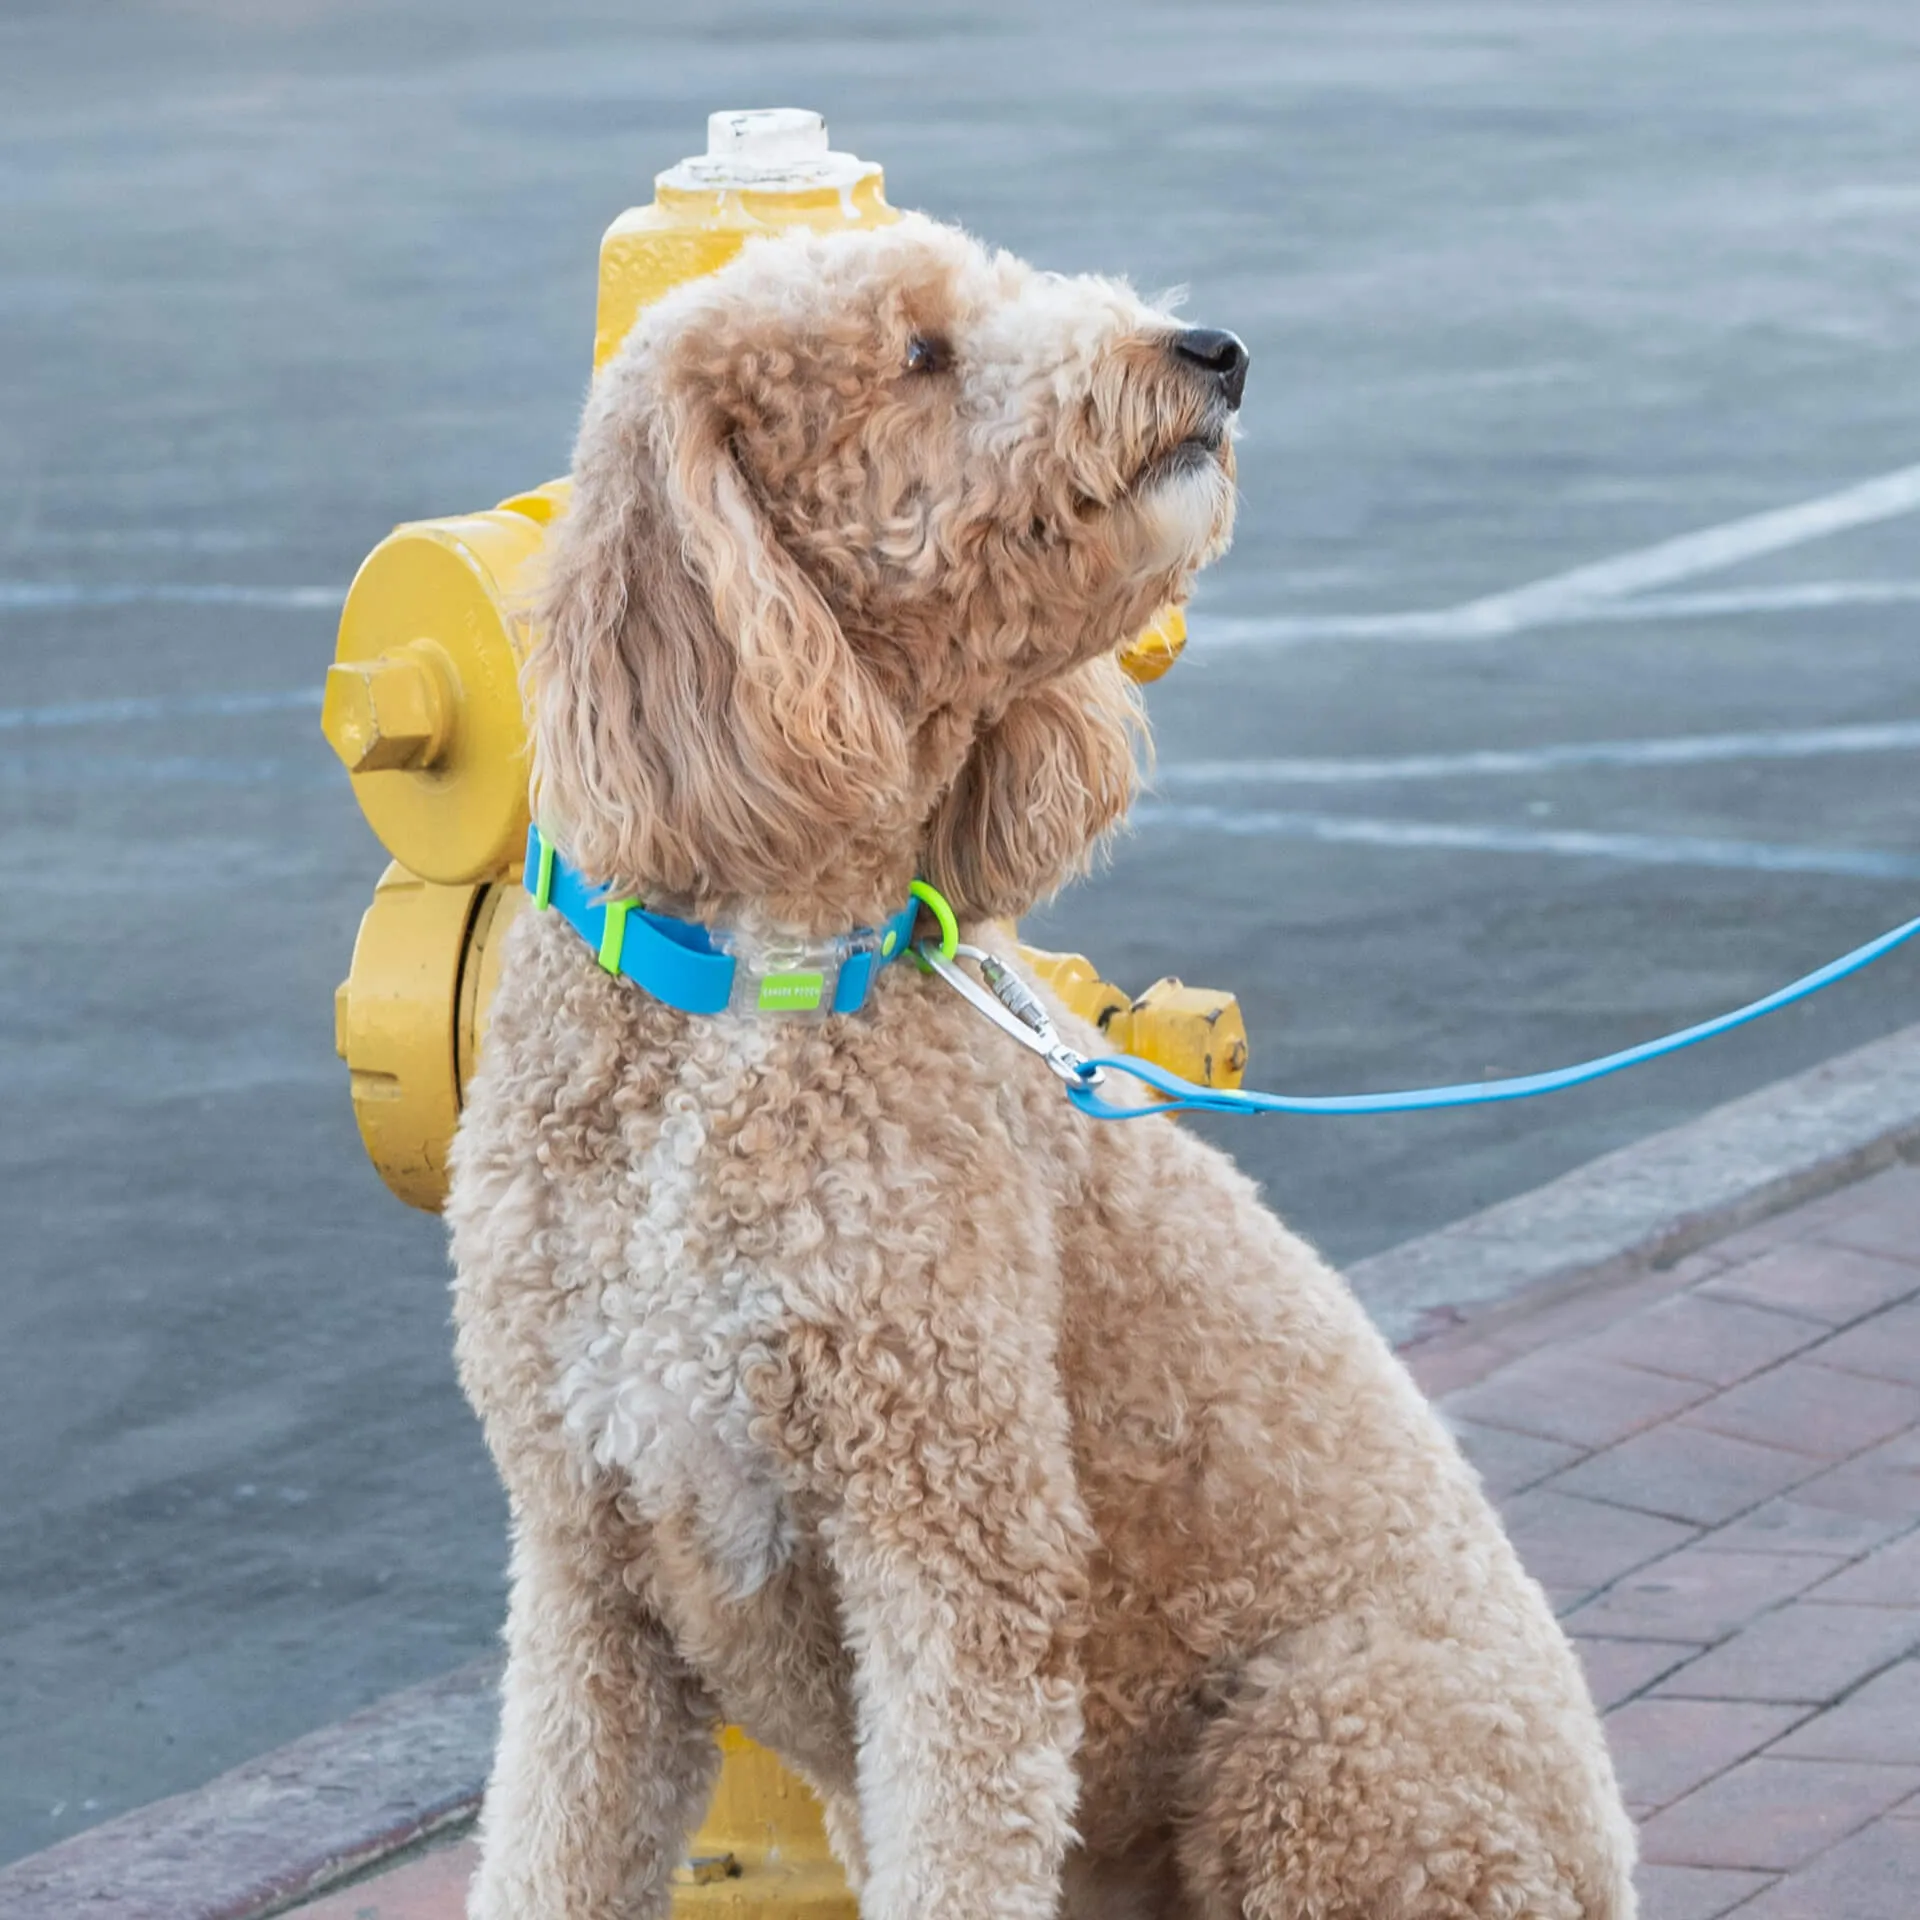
[713,926,872,1019]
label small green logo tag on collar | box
[757,970,826,1013]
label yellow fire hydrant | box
[323,109,1247,1917]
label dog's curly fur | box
[448,214,1637,1920]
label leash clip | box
[919,941,1105,1088]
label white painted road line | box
[0,582,343,611]
[1160,721,1920,787]
[1191,456,1920,648]
[1566,581,1920,623]
[1133,802,1920,881]
[0,755,319,788]
[0,688,322,731]
[1196,579,1920,646]
[1453,461,1920,631]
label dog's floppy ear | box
[532,360,907,909]
[923,653,1145,919]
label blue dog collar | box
[523,824,926,1018]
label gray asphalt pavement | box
[5,0,1919,1867]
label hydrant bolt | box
[322,641,455,775]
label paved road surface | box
[3,0,1918,1864]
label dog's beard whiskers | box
[1136,457,1232,572]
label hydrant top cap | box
[658,106,881,195]
[709,108,826,160]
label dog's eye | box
[905,334,951,375]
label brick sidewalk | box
[1414,1160,1920,1918]
[298,1165,1920,1920]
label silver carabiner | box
[919,943,1105,1088]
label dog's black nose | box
[1172,327,1249,410]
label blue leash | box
[1053,913,1920,1122]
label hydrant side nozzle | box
[1120,604,1187,684]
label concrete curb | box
[14,1019,1920,1918]
[1353,1019,1920,1347]
[0,1658,500,1920]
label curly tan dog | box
[449,213,1637,1920]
